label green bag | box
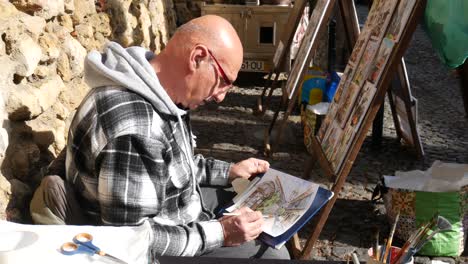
[381,185,468,256]
[424,0,468,68]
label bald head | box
[169,15,243,75]
[151,15,243,109]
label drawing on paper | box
[230,170,318,237]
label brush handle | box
[400,247,417,264]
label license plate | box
[241,60,269,72]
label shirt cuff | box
[198,220,224,252]
[209,160,231,186]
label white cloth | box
[0,220,153,264]
[384,160,468,192]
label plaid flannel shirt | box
[66,86,231,256]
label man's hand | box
[228,158,269,183]
[219,207,264,247]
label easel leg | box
[371,102,384,147]
[255,72,273,115]
[291,234,303,259]
[264,94,286,156]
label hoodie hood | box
[84,41,186,117]
[84,42,199,198]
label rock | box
[18,14,47,39]
[27,104,68,155]
[74,13,111,51]
[74,23,95,51]
[38,32,61,62]
[71,0,95,24]
[7,75,65,121]
[147,0,177,52]
[6,84,42,120]
[6,141,41,181]
[64,0,74,13]
[4,31,42,77]
[8,179,31,209]
[56,51,72,81]
[6,207,22,222]
[174,3,193,25]
[60,35,86,79]
[10,0,65,20]
[136,2,151,48]
[0,1,20,19]
[107,0,138,47]
[59,76,90,109]
[0,127,8,157]
[0,58,16,101]
[0,175,11,220]
[107,0,176,50]
[58,14,74,32]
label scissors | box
[60,233,128,264]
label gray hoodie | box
[66,42,231,256]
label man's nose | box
[213,91,227,103]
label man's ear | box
[189,44,209,71]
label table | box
[157,256,348,264]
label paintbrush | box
[413,216,452,251]
[382,211,400,263]
[391,214,440,264]
[379,239,387,262]
[390,223,424,264]
[373,227,380,260]
[396,216,453,264]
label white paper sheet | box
[0,220,153,264]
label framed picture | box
[335,82,361,128]
[348,30,370,66]
[285,0,333,98]
[369,0,398,40]
[386,0,417,42]
[318,65,355,141]
[349,81,377,129]
[352,38,380,87]
[368,37,395,84]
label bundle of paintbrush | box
[389,214,452,264]
[368,212,400,264]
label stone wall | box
[0,0,177,222]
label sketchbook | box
[225,168,334,249]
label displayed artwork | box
[386,0,417,41]
[351,38,380,87]
[348,31,370,65]
[318,66,355,141]
[369,38,395,84]
[349,82,377,129]
[285,0,332,97]
[370,0,398,40]
[336,82,361,128]
[316,0,417,174]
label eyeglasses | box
[207,49,232,86]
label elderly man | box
[31,15,290,260]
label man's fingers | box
[237,207,254,214]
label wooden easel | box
[291,0,428,260]
[387,59,424,157]
[262,1,424,158]
[255,0,309,115]
[262,0,342,156]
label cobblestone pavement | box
[191,4,467,264]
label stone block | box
[7,32,42,77]
[11,0,65,20]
